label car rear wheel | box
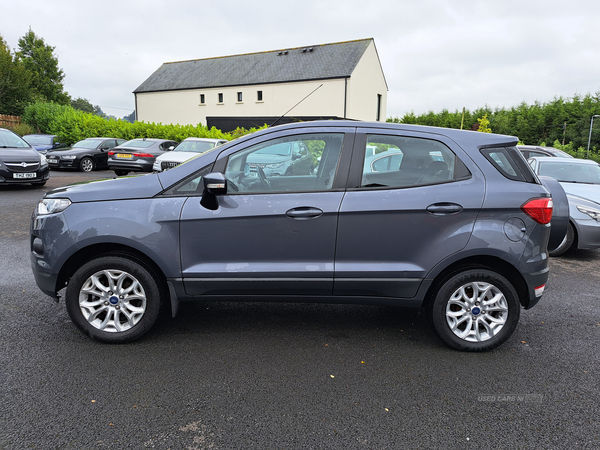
[65,256,163,343]
[114,170,129,176]
[549,222,576,257]
[430,269,520,351]
[79,157,95,172]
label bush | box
[22,102,266,145]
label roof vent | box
[283,50,288,55]
[277,51,283,56]
[302,48,307,53]
[308,47,314,52]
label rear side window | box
[480,147,536,183]
[360,134,470,189]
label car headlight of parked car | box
[40,154,48,167]
[577,205,600,222]
[36,198,71,215]
[61,155,77,160]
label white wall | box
[136,78,347,126]
[345,40,388,121]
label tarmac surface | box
[1,169,599,448]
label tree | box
[123,111,135,123]
[477,114,492,133]
[17,28,70,105]
[71,97,102,115]
[0,34,35,115]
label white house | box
[134,38,388,132]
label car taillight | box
[521,198,553,224]
[131,152,154,158]
[108,151,115,156]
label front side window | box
[361,135,467,189]
[224,133,344,193]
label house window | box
[218,93,224,103]
[237,92,243,102]
[199,94,205,104]
[376,94,382,121]
[257,90,263,102]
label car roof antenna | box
[269,84,323,128]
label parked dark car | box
[22,134,66,153]
[0,128,50,186]
[528,156,600,256]
[108,138,178,176]
[246,139,314,176]
[518,145,573,159]
[46,138,127,172]
[31,121,568,351]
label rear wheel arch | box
[422,256,529,311]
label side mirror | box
[201,172,227,210]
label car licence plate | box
[117,153,133,158]
[14,173,36,179]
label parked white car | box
[153,137,228,172]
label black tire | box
[79,157,95,172]
[31,181,46,186]
[549,222,576,257]
[430,269,520,351]
[65,256,163,343]
[114,170,129,176]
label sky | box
[2,0,600,120]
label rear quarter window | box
[480,147,536,183]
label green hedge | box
[22,102,266,144]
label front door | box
[179,131,352,297]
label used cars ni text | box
[0,128,49,186]
[528,156,600,256]
[108,138,177,176]
[31,121,568,351]
[46,138,126,172]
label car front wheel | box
[79,157,95,172]
[65,256,163,343]
[430,269,520,351]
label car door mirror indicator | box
[201,172,228,210]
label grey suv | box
[30,121,568,351]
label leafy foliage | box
[0,35,35,115]
[17,28,70,105]
[388,93,600,156]
[22,102,267,145]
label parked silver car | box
[528,156,600,256]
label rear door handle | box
[426,203,463,215]
[286,207,323,220]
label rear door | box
[334,129,485,298]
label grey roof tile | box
[134,38,373,93]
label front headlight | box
[62,155,76,159]
[40,154,48,167]
[37,198,71,215]
[577,205,600,222]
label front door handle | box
[286,207,323,220]
[426,203,463,215]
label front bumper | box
[574,218,600,250]
[0,166,50,184]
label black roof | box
[134,39,375,94]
